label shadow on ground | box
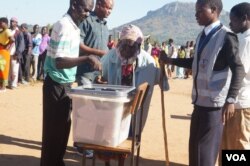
[0,154,188,166]
[171,115,191,120]
[0,134,187,166]
[0,134,41,150]
[0,134,82,166]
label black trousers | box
[20,51,31,82]
[189,105,223,166]
[40,75,72,166]
[37,50,47,80]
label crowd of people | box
[0,5,193,94]
[1,0,250,166]
[0,17,51,92]
[145,37,196,79]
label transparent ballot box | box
[69,84,135,147]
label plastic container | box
[69,84,135,147]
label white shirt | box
[9,28,18,55]
[235,29,250,109]
[204,20,221,35]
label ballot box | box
[69,84,135,147]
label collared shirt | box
[44,14,80,84]
[80,12,109,52]
[204,20,220,35]
[235,29,250,109]
[77,12,109,76]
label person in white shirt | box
[31,24,42,81]
[8,17,22,89]
[221,2,250,150]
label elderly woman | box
[100,24,169,133]
[97,24,169,164]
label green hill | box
[111,1,230,45]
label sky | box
[1,0,248,29]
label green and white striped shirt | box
[44,14,80,84]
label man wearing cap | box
[8,17,25,89]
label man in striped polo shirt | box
[40,0,101,165]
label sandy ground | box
[0,77,193,166]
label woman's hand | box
[95,76,108,84]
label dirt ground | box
[0,77,193,166]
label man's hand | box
[13,54,18,60]
[28,49,32,56]
[97,50,107,57]
[222,103,235,124]
[88,55,102,71]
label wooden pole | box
[160,64,170,166]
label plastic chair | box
[75,82,150,166]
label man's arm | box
[55,55,101,71]
[79,43,107,57]
[225,33,245,99]
[222,32,245,124]
[14,33,25,60]
[79,19,107,57]
[4,29,15,49]
[27,33,33,55]
[159,51,193,69]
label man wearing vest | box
[159,0,245,166]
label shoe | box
[85,150,94,158]
[75,147,93,159]
[0,88,6,93]
[7,85,18,90]
[21,80,29,85]
[6,85,13,90]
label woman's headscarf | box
[116,24,144,65]
[119,24,143,44]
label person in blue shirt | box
[76,0,114,85]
